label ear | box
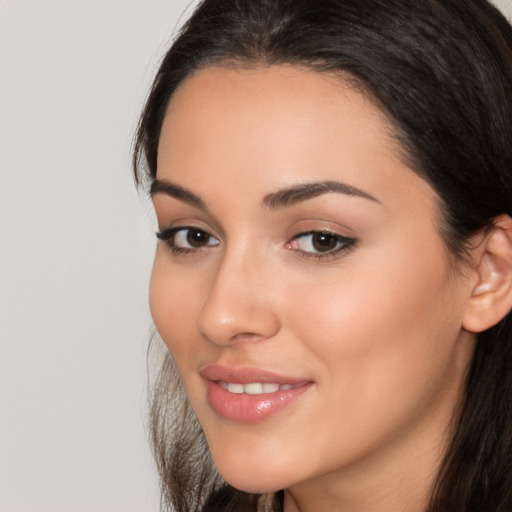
[462,214,512,333]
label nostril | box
[229,332,267,344]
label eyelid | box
[156,225,220,254]
[286,229,357,261]
[155,216,219,240]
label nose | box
[197,251,281,346]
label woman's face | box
[150,66,476,497]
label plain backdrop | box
[0,1,199,511]
[0,1,511,511]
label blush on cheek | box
[291,244,452,369]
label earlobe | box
[462,214,512,334]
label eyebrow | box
[263,180,380,209]
[150,179,205,209]
[150,178,379,211]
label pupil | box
[187,229,209,247]
[313,233,337,252]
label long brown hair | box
[135,1,512,510]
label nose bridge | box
[197,243,280,345]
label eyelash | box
[286,231,357,261]
[156,227,220,255]
[155,227,357,260]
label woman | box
[133,0,512,510]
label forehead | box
[159,64,395,157]
[156,65,435,214]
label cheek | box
[263,242,469,475]
[285,239,462,399]
[149,254,201,358]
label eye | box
[287,231,356,258]
[156,227,219,253]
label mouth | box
[217,381,307,394]
[200,365,314,423]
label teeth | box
[227,383,244,394]
[262,383,280,393]
[244,383,263,394]
[219,381,302,395]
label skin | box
[150,65,478,512]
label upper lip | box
[200,364,311,385]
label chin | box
[210,449,300,494]
[218,470,284,495]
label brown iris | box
[186,229,211,247]
[312,232,339,252]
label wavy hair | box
[134,1,512,510]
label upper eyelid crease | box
[263,180,380,210]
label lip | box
[201,364,310,385]
[201,365,314,424]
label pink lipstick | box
[201,365,313,424]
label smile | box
[201,365,313,423]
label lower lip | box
[206,380,313,424]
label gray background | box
[1,1,511,511]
